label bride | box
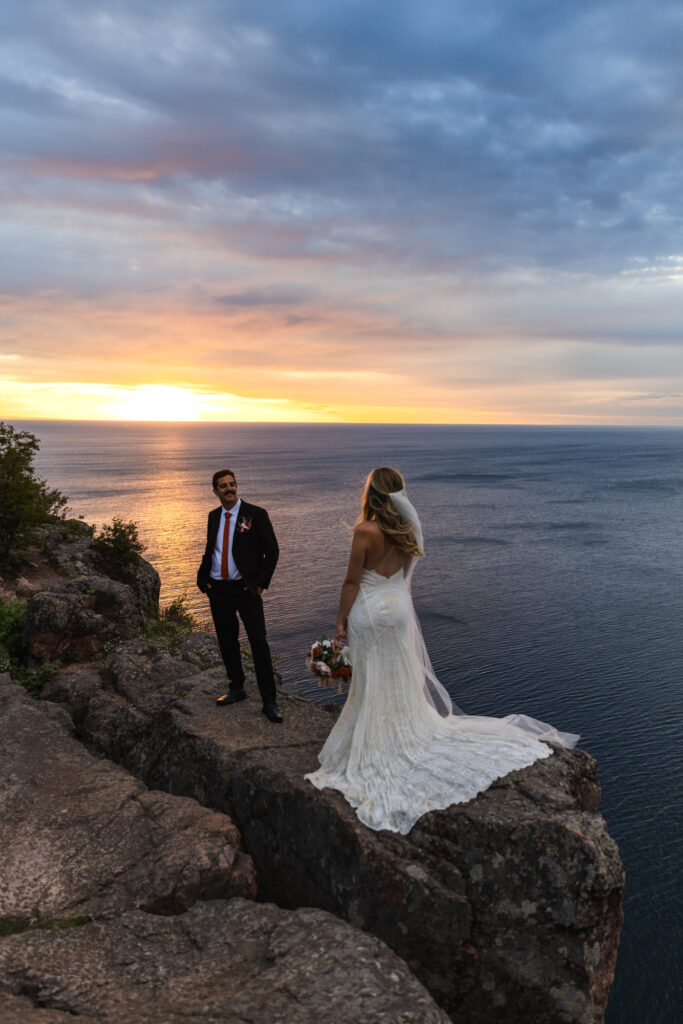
[305,466,579,834]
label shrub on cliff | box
[145,596,198,653]
[93,517,146,566]
[0,423,68,568]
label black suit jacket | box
[196,500,279,596]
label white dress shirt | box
[210,498,243,580]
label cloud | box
[0,0,681,422]
[216,287,312,308]
[3,1,682,268]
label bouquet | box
[305,636,352,693]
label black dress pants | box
[208,579,277,706]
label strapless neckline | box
[364,566,405,581]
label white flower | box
[314,661,331,675]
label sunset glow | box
[102,386,203,422]
[0,2,681,425]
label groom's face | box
[214,473,238,510]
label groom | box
[196,468,282,723]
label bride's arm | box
[334,525,371,643]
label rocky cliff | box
[0,523,624,1023]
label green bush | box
[0,600,26,660]
[9,659,60,699]
[0,600,58,697]
[93,517,145,567]
[0,423,68,568]
[145,595,197,652]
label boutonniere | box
[237,516,253,533]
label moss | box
[10,660,60,699]
[101,637,122,657]
[0,918,30,936]
[56,914,90,929]
[0,914,90,936]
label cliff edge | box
[0,523,624,1023]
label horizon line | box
[5,417,682,429]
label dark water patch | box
[493,520,596,532]
[546,520,596,531]
[546,498,592,504]
[440,501,498,511]
[609,478,682,496]
[421,610,469,627]
[415,472,517,484]
[456,535,509,546]
[435,535,509,547]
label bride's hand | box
[334,622,347,645]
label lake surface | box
[16,419,683,1024]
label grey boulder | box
[22,576,146,663]
[40,522,160,618]
[0,900,449,1023]
[0,675,255,925]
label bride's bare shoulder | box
[353,521,382,537]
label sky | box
[1,0,682,424]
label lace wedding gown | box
[306,562,579,834]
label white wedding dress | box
[306,538,579,834]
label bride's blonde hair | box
[356,466,423,557]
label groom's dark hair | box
[212,468,236,489]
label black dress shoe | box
[262,702,283,723]
[216,689,247,706]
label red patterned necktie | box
[220,512,232,579]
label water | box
[14,420,683,1024]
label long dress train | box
[305,566,579,834]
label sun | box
[104,385,202,421]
